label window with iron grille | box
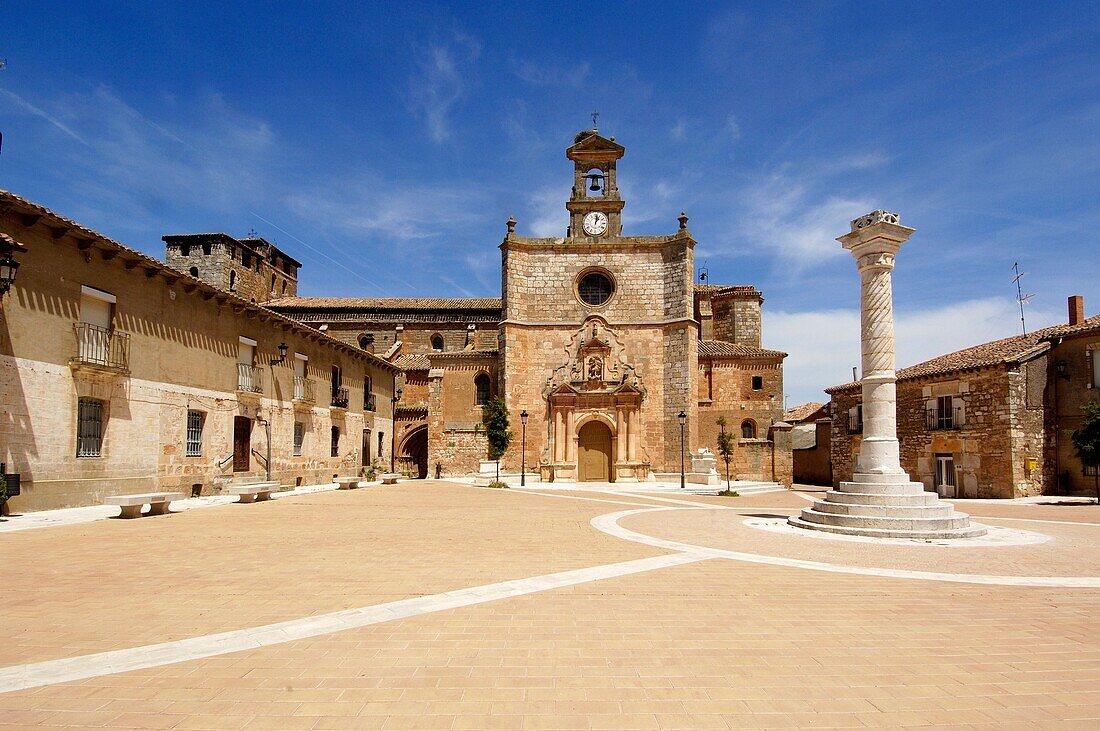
[77,398,104,457]
[1086,464,1099,477]
[186,410,204,456]
[293,422,304,457]
[331,426,340,457]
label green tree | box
[715,417,735,491]
[1072,401,1100,505]
[484,397,513,483]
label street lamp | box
[678,410,687,490]
[0,233,27,297]
[520,410,529,487]
[269,342,289,367]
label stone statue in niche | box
[587,355,602,380]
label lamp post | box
[520,410,529,487]
[0,233,27,298]
[677,410,687,490]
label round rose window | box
[577,271,614,307]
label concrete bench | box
[227,482,279,503]
[104,492,183,519]
[334,477,362,490]
[380,473,401,485]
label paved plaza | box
[2,481,1100,729]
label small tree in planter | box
[0,474,7,519]
[1072,401,1100,504]
[715,417,737,495]
[484,397,513,486]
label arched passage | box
[578,420,613,482]
[397,425,429,479]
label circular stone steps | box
[787,515,988,540]
[824,491,941,507]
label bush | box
[487,480,509,489]
[717,489,739,497]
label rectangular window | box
[936,395,954,430]
[751,375,763,391]
[1093,350,1099,388]
[377,431,384,461]
[186,410,205,456]
[364,375,374,411]
[293,422,304,457]
[331,426,340,458]
[1086,464,1098,477]
[77,398,104,457]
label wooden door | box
[578,421,612,482]
[233,416,251,472]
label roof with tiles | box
[784,402,828,423]
[392,353,431,371]
[826,315,1100,393]
[698,339,787,359]
[266,297,502,311]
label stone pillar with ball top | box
[788,210,986,539]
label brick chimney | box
[1069,295,1085,326]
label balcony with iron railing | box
[331,386,349,409]
[71,323,130,374]
[847,412,863,434]
[365,392,376,412]
[926,407,963,431]
[293,376,314,403]
[237,363,263,394]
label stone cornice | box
[501,317,698,328]
[501,231,695,252]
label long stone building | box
[827,296,1099,498]
[0,191,398,512]
[259,131,792,483]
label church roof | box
[266,297,502,311]
[392,353,430,370]
[699,339,787,359]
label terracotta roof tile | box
[784,402,827,422]
[266,297,502,311]
[826,315,1100,393]
[393,353,430,370]
[698,339,787,359]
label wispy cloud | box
[526,185,567,237]
[0,87,86,144]
[513,59,590,87]
[407,33,481,144]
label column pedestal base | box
[789,474,987,539]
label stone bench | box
[104,492,183,519]
[227,482,279,503]
[334,477,362,490]
[380,473,401,485]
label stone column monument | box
[789,210,986,538]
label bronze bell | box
[587,173,602,192]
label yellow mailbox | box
[1024,455,1038,472]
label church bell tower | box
[565,129,626,239]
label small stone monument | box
[690,448,720,485]
[788,211,986,538]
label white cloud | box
[726,114,741,140]
[0,87,86,143]
[526,185,567,237]
[767,296,1063,406]
[407,35,481,144]
[513,59,589,87]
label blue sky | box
[2,1,1098,404]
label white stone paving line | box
[0,551,707,694]
[591,508,1100,588]
[0,482,361,534]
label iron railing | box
[237,363,263,393]
[293,376,314,403]
[365,393,376,412]
[331,386,349,408]
[926,407,963,430]
[73,323,130,371]
[848,412,862,434]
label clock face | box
[582,211,609,236]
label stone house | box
[164,232,300,304]
[785,402,832,486]
[827,297,1099,498]
[0,190,398,512]
[259,131,792,484]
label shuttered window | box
[293,422,304,456]
[77,398,104,457]
[186,410,204,456]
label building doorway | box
[934,453,957,498]
[578,421,613,482]
[399,426,429,479]
[233,416,252,472]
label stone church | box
[175,130,792,484]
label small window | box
[1086,464,1098,477]
[77,398,104,457]
[751,376,763,391]
[741,420,756,439]
[181,244,190,256]
[358,333,374,349]
[186,410,204,457]
[189,266,199,278]
[431,334,444,351]
[377,431,384,460]
[229,270,237,291]
[202,242,212,255]
[242,252,252,267]
[331,426,340,457]
[270,274,276,291]
[293,422,304,456]
[475,373,491,406]
[577,270,614,306]
[364,375,374,411]
[281,281,287,294]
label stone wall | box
[426,354,499,476]
[710,287,763,348]
[164,235,298,304]
[697,357,784,482]
[1049,332,1100,494]
[793,420,832,485]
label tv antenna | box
[1012,262,1035,335]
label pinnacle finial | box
[678,211,689,230]
[506,216,516,234]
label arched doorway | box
[398,425,429,479]
[578,421,613,482]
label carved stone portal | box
[540,317,649,483]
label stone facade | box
[264,131,790,484]
[164,233,300,304]
[0,192,396,512]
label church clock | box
[582,211,609,236]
